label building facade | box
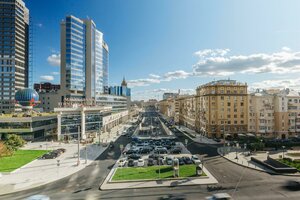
[0,113,57,141]
[178,95,196,130]
[195,80,248,138]
[248,89,300,139]
[60,15,109,102]
[0,0,29,114]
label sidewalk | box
[218,147,300,176]
[0,122,128,195]
[218,148,272,173]
[176,126,218,145]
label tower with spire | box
[121,76,127,87]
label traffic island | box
[111,165,205,181]
[100,164,218,190]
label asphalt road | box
[2,112,300,200]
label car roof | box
[213,193,231,198]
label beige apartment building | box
[178,95,196,130]
[195,80,248,138]
[248,89,300,139]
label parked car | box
[178,157,185,165]
[41,152,57,159]
[191,155,201,164]
[206,193,232,200]
[124,149,138,155]
[139,148,151,154]
[128,159,135,167]
[148,158,154,166]
[154,148,168,154]
[57,148,66,153]
[165,157,173,165]
[128,154,141,160]
[118,159,127,167]
[182,156,193,164]
[137,159,145,167]
[170,148,181,154]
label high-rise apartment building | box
[195,80,248,138]
[0,0,29,113]
[60,15,109,102]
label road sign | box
[185,139,188,146]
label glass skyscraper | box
[0,0,29,114]
[60,15,109,101]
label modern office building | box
[0,0,29,114]
[109,77,131,97]
[60,15,109,102]
[195,80,248,138]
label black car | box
[139,148,151,154]
[57,148,66,153]
[128,154,141,160]
[170,148,181,154]
[41,153,57,159]
[178,157,185,165]
[159,194,186,200]
[284,180,300,191]
[128,159,135,167]
[148,158,154,166]
[182,157,193,164]
[154,149,168,154]
[124,149,138,155]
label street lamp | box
[282,146,285,159]
[77,125,81,166]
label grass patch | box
[112,164,206,181]
[278,159,300,170]
[0,149,49,172]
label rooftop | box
[199,79,247,88]
[0,112,56,119]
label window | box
[227,102,231,106]
[221,96,224,100]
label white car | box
[118,159,127,167]
[206,193,232,200]
[137,159,145,167]
[191,155,201,164]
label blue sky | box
[27,0,300,100]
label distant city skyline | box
[26,0,300,100]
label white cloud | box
[47,54,60,67]
[163,70,191,81]
[51,72,60,75]
[149,74,160,79]
[132,88,195,101]
[40,75,54,81]
[193,48,300,76]
[250,78,300,91]
[129,47,300,88]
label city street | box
[1,112,300,199]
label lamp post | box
[282,146,285,159]
[77,125,81,166]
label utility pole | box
[77,125,81,166]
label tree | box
[4,134,25,152]
[0,142,11,157]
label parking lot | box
[115,114,201,169]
